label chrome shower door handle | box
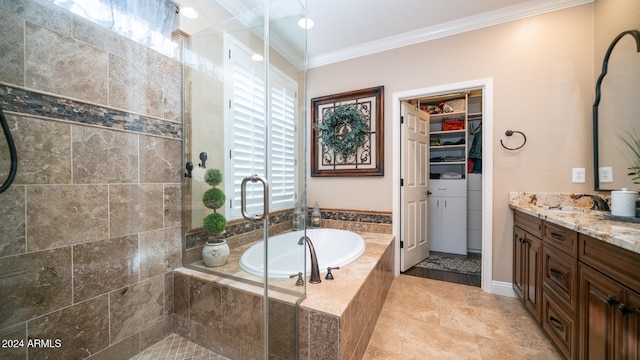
[240,174,269,221]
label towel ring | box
[500,130,527,151]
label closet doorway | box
[392,79,494,293]
[401,90,482,286]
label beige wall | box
[307,4,595,282]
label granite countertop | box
[509,192,640,255]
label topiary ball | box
[204,168,223,187]
[202,188,225,210]
[203,212,227,235]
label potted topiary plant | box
[201,168,230,267]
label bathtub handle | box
[240,174,270,221]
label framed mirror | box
[593,29,640,191]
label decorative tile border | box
[185,208,393,250]
[0,84,182,139]
[186,210,293,249]
[319,208,392,224]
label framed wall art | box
[311,86,384,177]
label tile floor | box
[129,334,228,360]
[363,275,562,360]
[132,275,562,360]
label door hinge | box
[400,240,404,249]
[400,178,404,186]
[400,116,404,124]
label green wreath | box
[316,104,370,156]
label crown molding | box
[308,0,593,68]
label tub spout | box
[299,236,321,284]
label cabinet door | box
[441,196,467,255]
[621,289,640,360]
[513,226,526,300]
[525,233,542,322]
[428,197,442,251]
[579,264,624,360]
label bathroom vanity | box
[510,194,640,360]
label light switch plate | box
[572,168,586,183]
[599,167,613,183]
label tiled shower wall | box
[0,1,183,359]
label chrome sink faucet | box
[298,236,321,284]
[575,194,610,212]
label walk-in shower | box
[0,0,306,359]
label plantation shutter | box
[225,35,297,219]
[269,72,297,209]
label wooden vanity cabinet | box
[578,234,640,360]
[513,212,543,322]
[513,210,640,360]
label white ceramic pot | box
[611,188,638,217]
[202,239,230,267]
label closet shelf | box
[430,144,465,149]
[431,130,466,135]
[429,110,466,118]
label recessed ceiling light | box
[251,54,264,62]
[180,6,198,19]
[297,17,315,29]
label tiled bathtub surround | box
[175,232,394,360]
[0,1,183,359]
[298,233,394,360]
[173,267,300,360]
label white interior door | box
[400,101,430,271]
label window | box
[48,0,178,56]
[224,35,298,220]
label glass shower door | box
[181,0,307,358]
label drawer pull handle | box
[549,268,565,281]
[550,232,564,241]
[606,296,618,306]
[619,304,633,316]
[549,316,565,332]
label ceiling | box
[174,0,592,68]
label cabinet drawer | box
[542,293,577,360]
[514,211,542,237]
[429,179,467,197]
[579,234,640,292]
[543,244,578,312]
[543,221,577,256]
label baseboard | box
[491,280,517,297]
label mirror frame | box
[593,29,640,191]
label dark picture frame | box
[310,86,384,177]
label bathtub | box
[239,228,366,279]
